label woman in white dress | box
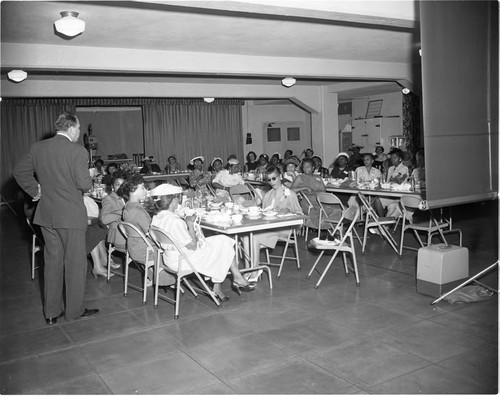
[149,183,255,301]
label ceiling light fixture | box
[203,97,215,103]
[54,11,85,37]
[7,70,28,83]
[281,77,296,88]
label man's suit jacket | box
[14,134,92,230]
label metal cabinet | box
[351,116,401,152]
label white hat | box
[211,157,223,167]
[272,152,281,160]
[336,152,350,159]
[150,183,183,196]
[190,156,204,165]
[228,158,239,165]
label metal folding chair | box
[263,227,301,279]
[307,205,360,288]
[229,183,257,206]
[149,226,220,319]
[357,192,399,253]
[118,222,155,305]
[399,195,462,255]
[26,218,42,280]
[297,192,315,241]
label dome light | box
[7,70,28,83]
[54,11,85,37]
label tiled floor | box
[0,200,498,394]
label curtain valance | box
[2,98,244,107]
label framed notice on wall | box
[365,99,383,118]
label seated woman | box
[212,158,245,193]
[291,158,340,231]
[119,174,174,286]
[208,157,223,174]
[89,158,106,180]
[83,195,112,278]
[348,153,382,208]
[165,155,181,174]
[149,183,255,301]
[247,166,303,281]
[312,156,329,178]
[102,162,118,187]
[410,149,425,187]
[188,156,212,195]
[330,152,352,179]
[373,145,389,173]
[255,153,269,175]
[282,157,300,188]
[244,151,259,172]
[99,170,127,255]
[270,153,284,173]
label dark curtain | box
[1,99,75,201]
[142,102,244,170]
[402,92,421,162]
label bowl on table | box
[231,214,243,223]
[246,173,256,181]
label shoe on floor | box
[80,308,99,318]
[244,269,263,283]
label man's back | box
[14,134,91,229]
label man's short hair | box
[54,112,79,132]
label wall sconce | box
[54,11,86,37]
[203,97,215,103]
[281,77,296,88]
[7,70,28,83]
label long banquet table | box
[143,172,190,183]
[325,183,424,253]
[200,213,306,283]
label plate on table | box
[246,213,262,219]
[262,210,278,218]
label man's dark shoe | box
[46,312,64,325]
[80,308,100,318]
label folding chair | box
[229,183,257,206]
[106,241,127,281]
[398,195,462,256]
[297,192,315,241]
[149,226,220,319]
[26,218,42,280]
[357,192,399,253]
[118,222,156,305]
[307,205,360,288]
[263,227,301,279]
[316,192,362,242]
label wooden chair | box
[307,205,360,288]
[148,226,220,319]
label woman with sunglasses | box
[245,166,302,282]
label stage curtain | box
[1,99,75,201]
[142,102,243,170]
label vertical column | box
[311,88,339,168]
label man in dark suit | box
[14,112,99,324]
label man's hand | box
[32,184,42,201]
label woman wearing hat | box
[330,152,352,179]
[270,152,284,173]
[150,183,255,301]
[208,157,223,174]
[188,156,212,194]
[282,156,300,187]
[256,154,269,174]
[165,155,180,174]
[212,158,245,194]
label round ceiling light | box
[281,77,296,88]
[203,97,215,103]
[7,70,28,83]
[54,11,85,37]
